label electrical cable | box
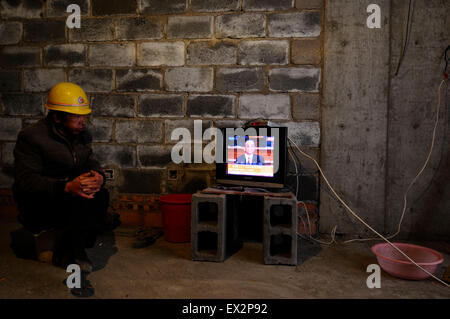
[394,0,415,76]
[289,135,449,287]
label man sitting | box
[236,139,265,165]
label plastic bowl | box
[371,243,444,280]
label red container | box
[159,194,192,243]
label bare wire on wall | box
[394,0,415,76]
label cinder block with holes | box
[263,196,298,265]
[191,193,241,262]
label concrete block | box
[165,119,212,144]
[116,17,163,40]
[187,95,235,118]
[165,67,213,92]
[89,44,135,67]
[86,118,112,142]
[283,121,320,147]
[137,145,172,167]
[1,143,15,165]
[69,69,114,92]
[115,120,163,143]
[22,118,40,128]
[118,169,163,193]
[269,67,320,92]
[138,42,184,67]
[92,0,137,15]
[296,0,323,9]
[44,44,86,66]
[92,144,136,168]
[140,0,187,14]
[268,12,321,37]
[91,94,136,117]
[0,47,40,67]
[0,22,22,45]
[0,0,42,18]
[239,40,289,65]
[213,120,247,129]
[263,196,298,265]
[2,94,43,116]
[215,14,266,39]
[167,16,213,39]
[24,69,66,93]
[238,94,290,119]
[116,69,162,92]
[292,93,319,120]
[187,41,236,65]
[138,94,184,117]
[292,39,322,65]
[24,20,66,43]
[190,0,240,12]
[0,118,22,141]
[46,0,89,17]
[69,18,114,42]
[243,0,294,11]
[0,71,21,92]
[216,68,265,92]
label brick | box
[190,0,240,12]
[187,41,236,65]
[187,95,235,118]
[22,118,39,128]
[92,0,137,15]
[298,218,317,235]
[89,44,135,67]
[165,68,213,92]
[216,68,265,92]
[283,121,320,147]
[296,0,323,9]
[1,143,15,165]
[167,16,213,39]
[138,42,184,67]
[269,12,321,37]
[115,120,163,143]
[44,44,86,66]
[292,39,322,64]
[116,17,163,40]
[0,118,22,141]
[0,22,22,45]
[24,69,65,93]
[165,119,212,144]
[0,47,40,67]
[69,69,114,92]
[24,20,66,43]
[144,212,163,228]
[116,69,162,92]
[239,94,290,119]
[270,67,320,92]
[239,40,289,65]
[243,0,294,11]
[293,93,319,120]
[1,94,43,116]
[215,14,266,39]
[69,18,114,42]
[140,0,186,15]
[213,120,246,129]
[138,145,172,167]
[86,118,112,142]
[0,71,21,92]
[91,94,136,117]
[138,94,184,117]
[0,0,42,18]
[46,0,89,17]
[92,144,136,168]
[118,169,162,193]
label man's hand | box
[64,170,103,199]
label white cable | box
[298,200,336,245]
[289,133,449,287]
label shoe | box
[34,229,57,264]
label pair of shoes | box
[132,228,163,248]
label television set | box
[215,126,287,189]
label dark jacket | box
[235,154,265,165]
[13,117,104,200]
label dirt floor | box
[0,219,449,299]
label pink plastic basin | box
[371,243,444,280]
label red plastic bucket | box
[159,194,192,243]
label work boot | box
[34,229,57,264]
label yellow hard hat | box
[45,82,91,115]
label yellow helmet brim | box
[45,104,92,115]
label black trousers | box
[15,188,109,259]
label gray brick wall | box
[0,0,323,203]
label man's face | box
[244,140,255,155]
[60,114,88,135]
